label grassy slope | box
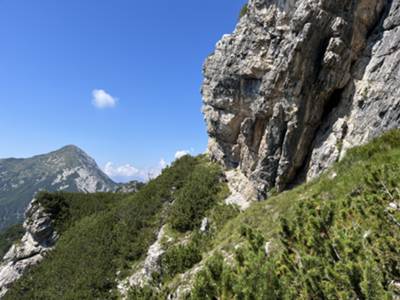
[4,131,400,299]
[216,130,400,250]
[131,130,400,299]
[187,130,400,299]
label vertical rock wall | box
[203,0,400,198]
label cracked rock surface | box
[203,0,400,198]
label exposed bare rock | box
[118,226,167,298]
[0,199,58,298]
[200,217,209,232]
[203,0,400,198]
[390,280,400,299]
[115,180,144,194]
[308,0,400,179]
[224,170,256,209]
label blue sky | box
[0,0,245,181]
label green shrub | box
[161,242,202,280]
[36,191,123,233]
[208,198,239,231]
[4,156,202,299]
[0,224,24,257]
[169,163,222,232]
[191,164,400,299]
[128,285,157,300]
[239,3,248,20]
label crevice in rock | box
[240,76,262,99]
[321,88,346,130]
[369,0,394,37]
[314,37,331,80]
[203,0,400,200]
[251,115,268,155]
[287,87,346,189]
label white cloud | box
[92,89,117,109]
[159,158,168,169]
[175,150,191,160]
[104,159,169,183]
[145,159,169,180]
[104,162,138,178]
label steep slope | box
[2,132,399,299]
[126,131,400,299]
[203,0,400,198]
[186,130,400,299]
[0,145,116,229]
[1,156,231,299]
[2,1,400,298]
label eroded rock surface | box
[0,200,57,298]
[118,226,167,298]
[203,0,400,198]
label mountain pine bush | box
[190,131,400,299]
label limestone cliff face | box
[0,200,57,298]
[203,0,400,198]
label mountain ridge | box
[1,0,400,298]
[0,145,117,229]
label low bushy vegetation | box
[0,224,24,258]
[6,130,400,299]
[4,155,212,299]
[169,161,224,232]
[190,130,400,299]
[161,241,202,281]
[37,191,125,233]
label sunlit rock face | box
[0,200,58,297]
[203,0,400,199]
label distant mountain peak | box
[59,144,82,151]
[53,145,89,157]
[0,146,117,230]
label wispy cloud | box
[104,148,195,183]
[92,89,117,109]
[103,159,168,183]
[174,150,191,159]
[159,158,168,169]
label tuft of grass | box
[239,3,248,20]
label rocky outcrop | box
[224,170,255,210]
[115,180,144,194]
[118,226,167,298]
[0,199,57,298]
[203,0,400,198]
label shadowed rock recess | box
[203,0,400,199]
